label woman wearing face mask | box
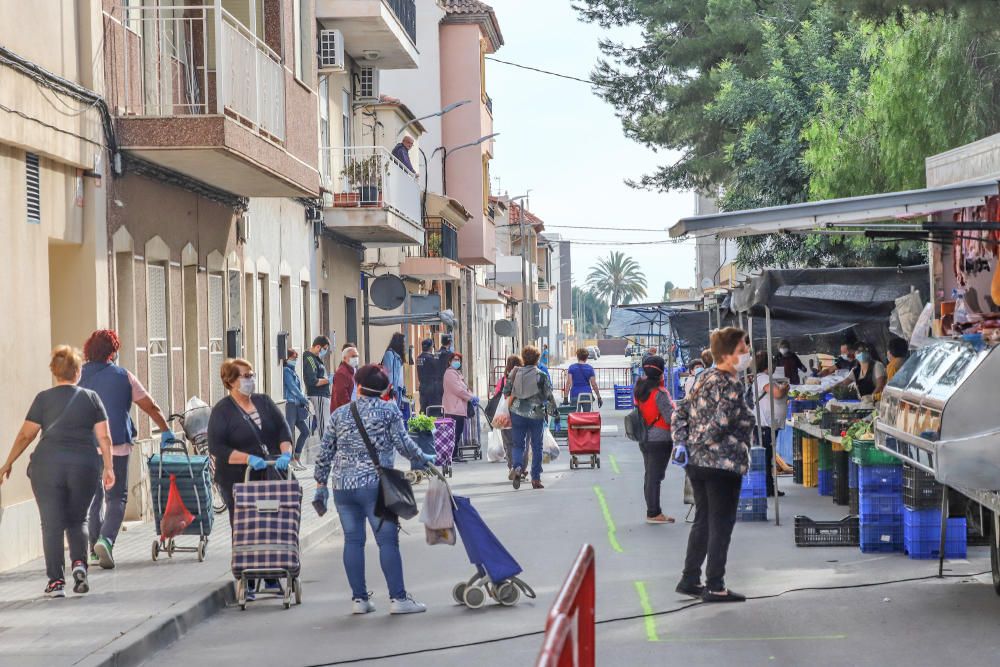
[850,343,886,399]
[381,332,407,410]
[442,352,477,461]
[776,340,806,385]
[671,327,755,603]
[282,349,311,471]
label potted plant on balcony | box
[407,414,437,459]
[426,234,443,258]
[342,154,387,206]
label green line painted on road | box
[592,485,623,553]
[633,581,659,642]
[656,634,847,643]
[609,454,621,474]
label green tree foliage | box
[586,251,648,307]
[572,286,609,337]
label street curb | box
[76,514,340,667]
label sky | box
[485,0,696,298]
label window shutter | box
[26,153,41,224]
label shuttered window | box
[208,273,225,401]
[26,153,40,224]
[147,264,170,417]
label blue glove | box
[160,430,177,446]
[247,455,267,471]
[471,396,480,407]
[672,444,689,468]
[275,453,292,472]
[415,451,437,469]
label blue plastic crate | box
[859,491,903,525]
[859,523,904,553]
[787,399,820,417]
[848,459,858,489]
[904,510,967,559]
[750,446,767,470]
[740,471,767,498]
[737,496,767,513]
[858,464,903,493]
[818,469,834,496]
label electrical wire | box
[485,56,604,87]
[301,570,990,666]
[0,102,104,148]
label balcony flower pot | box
[332,192,360,207]
[342,154,388,207]
[357,185,381,205]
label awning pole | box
[766,305,779,526]
[749,313,766,521]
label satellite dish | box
[493,319,515,337]
[370,274,407,310]
[701,278,714,290]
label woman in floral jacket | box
[671,327,755,603]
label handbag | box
[350,402,418,523]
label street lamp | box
[396,100,472,138]
[433,132,500,196]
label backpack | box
[624,406,648,442]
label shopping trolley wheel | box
[197,538,207,562]
[167,539,175,558]
[463,585,487,609]
[570,456,578,469]
[452,582,468,605]
[595,456,601,469]
[236,579,248,611]
[404,470,420,484]
[496,581,520,606]
[151,540,160,562]
[293,577,302,605]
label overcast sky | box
[485,0,696,298]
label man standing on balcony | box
[391,136,416,174]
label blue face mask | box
[287,359,297,368]
[857,352,870,363]
[319,347,329,358]
[451,361,461,370]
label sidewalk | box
[0,465,336,667]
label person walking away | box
[282,349,311,471]
[494,355,522,470]
[381,332,407,410]
[752,350,788,497]
[416,339,442,414]
[303,336,332,436]
[886,337,909,383]
[208,358,293,599]
[776,339,807,385]
[540,343,550,368]
[850,342,886,399]
[79,329,173,569]
[503,345,557,490]
[312,365,435,615]
[563,347,602,411]
[442,352,477,462]
[0,347,115,598]
[333,345,359,411]
[672,327,755,603]
[391,135,416,173]
[634,355,676,524]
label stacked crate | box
[857,462,904,553]
[792,430,803,485]
[801,437,819,488]
[737,446,768,522]
[901,464,966,559]
[831,449,851,506]
[848,458,859,515]
[817,439,834,496]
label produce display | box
[789,390,821,401]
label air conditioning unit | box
[357,66,380,102]
[318,29,345,73]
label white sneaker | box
[352,598,375,614]
[389,595,427,615]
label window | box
[301,281,311,351]
[320,290,331,337]
[147,263,170,420]
[208,273,225,401]
[344,296,357,346]
[26,152,40,224]
[319,77,330,183]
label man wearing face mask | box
[333,345,360,412]
[821,341,858,377]
[416,339,442,414]
[304,336,332,436]
[776,340,806,385]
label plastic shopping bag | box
[420,477,456,546]
[486,429,506,463]
[542,429,560,464]
[160,474,195,539]
[491,396,511,429]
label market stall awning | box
[606,302,699,340]
[670,181,999,239]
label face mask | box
[734,352,753,372]
[238,377,256,396]
[451,361,462,370]
[348,357,360,369]
[857,352,870,363]
[779,347,789,356]
[319,347,329,358]
[840,354,851,361]
[287,359,297,368]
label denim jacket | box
[282,365,309,407]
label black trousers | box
[638,439,673,517]
[681,465,743,592]
[754,426,776,496]
[446,414,466,459]
[30,454,100,582]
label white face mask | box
[778,347,789,356]
[348,357,360,368]
[734,352,753,372]
[238,377,256,396]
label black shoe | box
[511,466,522,490]
[702,588,746,603]
[675,581,704,599]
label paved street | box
[135,409,1000,667]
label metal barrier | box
[535,544,595,667]
[491,366,632,392]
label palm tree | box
[586,251,647,308]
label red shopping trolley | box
[567,412,601,470]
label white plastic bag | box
[492,396,511,429]
[542,429,560,463]
[486,429,505,462]
[419,477,455,546]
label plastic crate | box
[794,515,859,547]
[817,439,833,471]
[801,437,819,464]
[903,510,967,559]
[858,464,903,493]
[741,470,767,498]
[802,459,818,488]
[737,496,768,522]
[788,399,820,416]
[848,459,858,489]
[750,446,767,471]
[818,469,834,496]
[902,465,943,510]
[859,491,903,525]
[859,523,904,553]
[832,460,850,506]
[792,432,803,484]
[851,439,899,466]
[849,488,859,515]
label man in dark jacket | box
[303,336,332,435]
[416,338,441,414]
[332,344,359,412]
[391,136,416,173]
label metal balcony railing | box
[119,4,285,141]
[320,146,422,228]
[386,0,417,45]
[420,219,459,260]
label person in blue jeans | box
[562,347,602,411]
[313,364,435,615]
[502,345,557,490]
[282,349,311,471]
[381,332,407,410]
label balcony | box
[401,220,463,280]
[111,4,316,197]
[321,146,423,245]
[317,0,418,70]
[537,280,553,309]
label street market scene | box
[7,1,1000,666]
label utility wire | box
[486,56,603,87]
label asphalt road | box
[141,411,1000,667]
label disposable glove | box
[470,396,480,407]
[672,444,689,468]
[160,430,177,445]
[416,451,437,469]
[597,397,604,408]
[275,453,292,472]
[247,455,268,471]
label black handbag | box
[350,403,418,523]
